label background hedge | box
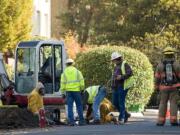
[75,46,154,111]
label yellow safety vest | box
[86,85,99,104]
[61,66,84,92]
[121,61,134,90]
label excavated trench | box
[0,107,39,129]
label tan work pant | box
[158,90,179,124]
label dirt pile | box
[0,107,39,129]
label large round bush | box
[75,46,154,110]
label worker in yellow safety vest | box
[60,58,86,126]
[111,52,133,124]
[83,85,107,124]
[83,86,130,125]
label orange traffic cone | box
[166,101,170,118]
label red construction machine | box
[0,40,67,122]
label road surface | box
[0,109,179,135]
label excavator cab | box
[14,40,66,106]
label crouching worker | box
[87,97,130,124]
[83,85,106,124]
[28,82,46,127]
[100,98,118,124]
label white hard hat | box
[66,58,74,64]
[111,52,122,60]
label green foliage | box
[0,0,33,52]
[75,46,154,108]
[61,0,179,108]
[61,0,180,46]
[127,24,180,67]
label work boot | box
[118,119,125,125]
[93,119,101,125]
[68,123,75,126]
[85,119,90,124]
[124,112,131,123]
[171,123,178,126]
[112,116,118,125]
[156,123,164,126]
[79,120,86,126]
[68,121,75,126]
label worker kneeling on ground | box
[100,98,131,124]
[28,82,45,115]
[85,94,130,124]
[83,85,107,124]
[28,82,46,127]
[100,98,118,124]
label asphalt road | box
[0,110,180,135]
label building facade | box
[32,0,51,38]
[51,0,68,39]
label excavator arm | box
[0,53,15,105]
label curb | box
[109,112,144,118]
[145,109,158,113]
[130,112,144,117]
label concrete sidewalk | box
[109,109,157,118]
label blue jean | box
[66,91,84,124]
[93,86,106,120]
[112,86,128,121]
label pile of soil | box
[0,107,39,129]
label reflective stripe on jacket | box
[121,61,134,90]
[27,89,44,113]
[61,66,84,92]
[85,85,99,104]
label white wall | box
[32,0,51,38]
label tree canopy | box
[0,0,33,52]
[61,0,180,47]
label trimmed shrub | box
[75,46,154,111]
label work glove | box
[62,94,66,99]
[83,105,87,111]
[34,111,39,115]
[157,89,160,94]
[33,111,40,118]
[156,89,160,98]
[156,90,161,105]
[61,94,67,104]
[80,90,84,95]
[116,75,122,80]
